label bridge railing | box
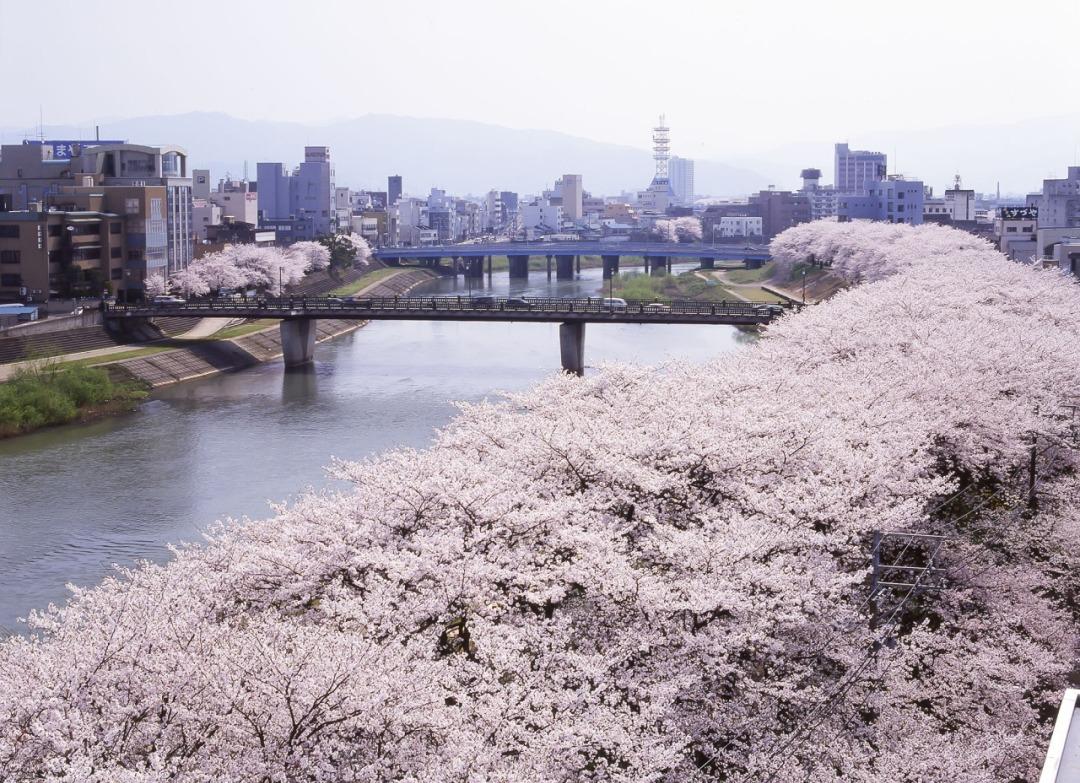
[103,295,789,318]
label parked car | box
[642,302,670,313]
[345,296,372,307]
[753,304,785,316]
[601,297,628,311]
[505,297,531,310]
[152,295,186,305]
[216,289,244,300]
[470,295,496,306]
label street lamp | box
[801,269,807,306]
[279,266,283,296]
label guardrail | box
[104,295,791,320]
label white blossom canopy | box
[2,222,1076,781]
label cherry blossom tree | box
[318,233,372,270]
[141,272,166,298]
[188,251,247,292]
[0,221,1076,781]
[287,240,331,272]
[168,266,210,297]
[651,219,678,243]
[674,215,703,243]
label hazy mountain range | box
[2,111,1076,198]
[0,112,770,199]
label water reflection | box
[0,263,753,628]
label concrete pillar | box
[280,318,317,368]
[646,256,668,276]
[486,255,493,278]
[575,255,581,274]
[666,257,672,274]
[601,254,620,279]
[546,255,553,280]
[700,257,715,270]
[465,257,484,278]
[509,254,529,279]
[559,321,585,376]
[556,254,575,280]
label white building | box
[944,185,975,221]
[716,215,763,238]
[1034,166,1080,228]
[835,143,887,194]
[995,206,1038,259]
[192,198,222,241]
[669,157,695,205]
[520,201,563,235]
[799,168,837,219]
[557,174,583,220]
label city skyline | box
[2,0,1078,173]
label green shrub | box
[0,362,140,436]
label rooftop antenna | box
[243,160,249,181]
[954,173,962,190]
[38,105,44,142]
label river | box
[0,263,754,630]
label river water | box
[0,263,753,630]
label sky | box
[1,0,1078,163]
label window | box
[125,199,140,215]
[0,274,21,286]
[110,222,121,234]
[0,250,20,264]
[111,268,124,280]
[1022,226,1033,232]
[48,224,62,237]
[1006,226,1017,233]
[111,247,122,259]
[0,225,19,239]
[128,250,142,261]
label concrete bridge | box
[104,295,787,375]
[375,242,771,280]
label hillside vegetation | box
[0,222,1076,781]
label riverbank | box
[0,363,147,438]
[0,268,436,436]
[611,268,786,304]
[111,268,437,388]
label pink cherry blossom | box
[1,221,1076,781]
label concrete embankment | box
[113,269,435,389]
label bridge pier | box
[487,255,493,278]
[555,254,575,280]
[546,255,553,280]
[559,321,585,376]
[646,256,668,276]
[508,254,530,279]
[280,318,317,368]
[700,257,715,270]
[601,254,620,279]
[464,257,484,278]
[576,255,581,274]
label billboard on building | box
[24,140,124,160]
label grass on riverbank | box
[612,271,783,303]
[0,361,147,437]
[210,319,281,340]
[330,268,399,296]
